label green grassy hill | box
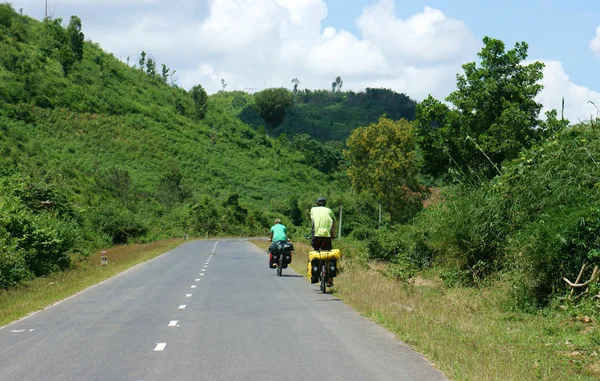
[0,4,363,288]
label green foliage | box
[138,51,146,72]
[0,241,30,289]
[366,225,432,269]
[156,166,192,210]
[415,36,566,181]
[187,196,219,235]
[0,3,14,28]
[0,175,83,285]
[345,116,424,223]
[89,202,149,245]
[241,87,417,143]
[411,122,600,305]
[146,57,156,77]
[190,84,208,120]
[66,16,84,61]
[287,134,343,174]
[254,87,293,133]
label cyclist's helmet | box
[316,196,326,206]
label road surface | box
[0,239,447,381]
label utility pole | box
[45,0,48,20]
[338,199,343,240]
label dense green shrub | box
[412,123,600,304]
[88,203,149,245]
[366,225,433,268]
[0,178,80,277]
[0,236,31,289]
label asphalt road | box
[0,239,447,381]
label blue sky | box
[325,0,600,91]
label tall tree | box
[190,84,208,120]
[66,16,84,61]
[291,78,300,94]
[415,36,563,180]
[344,116,423,224]
[254,87,293,136]
[221,79,227,92]
[161,64,170,82]
[146,58,156,77]
[138,51,146,73]
[335,76,343,92]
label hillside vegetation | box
[0,4,372,288]
[240,87,417,143]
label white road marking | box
[154,343,167,351]
[11,330,25,333]
[191,285,196,288]
[202,269,206,272]
[29,329,34,332]
[179,305,186,309]
[200,274,205,276]
[195,279,200,282]
[169,321,178,327]
[204,265,208,268]
[186,294,192,298]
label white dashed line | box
[195,279,200,282]
[11,330,25,333]
[203,265,208,268]
[154,343,167,351]
[169,321,178,327]
[200,274,205,276]
[179,305,186,309]
[186,294,192,298]
[191,285,196,289]
[202,269,206,272]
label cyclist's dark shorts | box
[311,237,332,251]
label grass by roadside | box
[0,238,185,327]
[249,239,600,381]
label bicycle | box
[268,240,293,276]
[306,237,340,293]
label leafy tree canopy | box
[344,116,424,224]
[415,36,568,181]
[254,87,293,133]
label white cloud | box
[40,0,479,98]
[590,26,600,57]
[357,2,479,66]
[534,60,600,122]
[8,0,600,122]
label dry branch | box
[563,265,600,288]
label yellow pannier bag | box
[307,249,342,280]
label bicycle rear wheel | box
[320,263,327,293]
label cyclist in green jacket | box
[310,197,336,286]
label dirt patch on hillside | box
[422,187,442,208]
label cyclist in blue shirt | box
[269,218,287,243]
[268,219,289,268]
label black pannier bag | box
[310,258,320,283]
[328,258,338,277]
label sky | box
[7,0,600,122]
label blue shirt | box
[270,223,287,242]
